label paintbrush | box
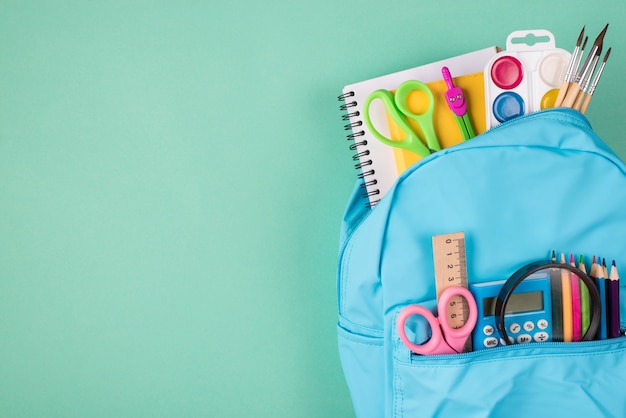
[554,26,585,107]
[580,47,611,114]
[573,43,602,109]
[572,36,588,83]
[562,23,608,108]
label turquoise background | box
[1,1,624,416]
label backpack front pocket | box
[390,304,626,418]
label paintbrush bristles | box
[566,28,585,81]
[575,24,607,81]
[573,36,588,82]
[576,26,586,46]
[595,24,609,46]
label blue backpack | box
[337,108,626,417]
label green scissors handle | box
[363,80,441,158]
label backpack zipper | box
[410,334,626,363]
[480,108,592,136]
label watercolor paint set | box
[484,30,571,128]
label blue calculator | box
[469,272,552,349]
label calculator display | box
[483,291,544,316]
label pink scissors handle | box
[397,287,477,355]
[397,304,449,355]
[437,287,478,352]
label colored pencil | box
[570,254,582,341]
[594,257,608,340]
[608,261,621,338]
[561,253,573,342]
[578,255,591,337]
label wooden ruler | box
[432,232,470,331]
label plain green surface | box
[1,1,625,416]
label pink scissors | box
[397,286,478,355]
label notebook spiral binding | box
[338,91,380,206]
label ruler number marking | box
[433,232,469,329]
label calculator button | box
[509,323,521,334]
[534,332,549,342]
[516,334,532,344]
[537,319,549,330]
[500,336,514,346]
[483,337,499,348]
[483,325,495,336]
[523,321,535,332]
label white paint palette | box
[484,30,571,128]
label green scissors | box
[363,80,441,158]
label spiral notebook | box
[338,46,499,207]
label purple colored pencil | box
[608,261,621,338]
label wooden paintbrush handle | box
[553,81,570,108]
[561,83,581,108]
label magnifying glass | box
[494,260,601,345]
